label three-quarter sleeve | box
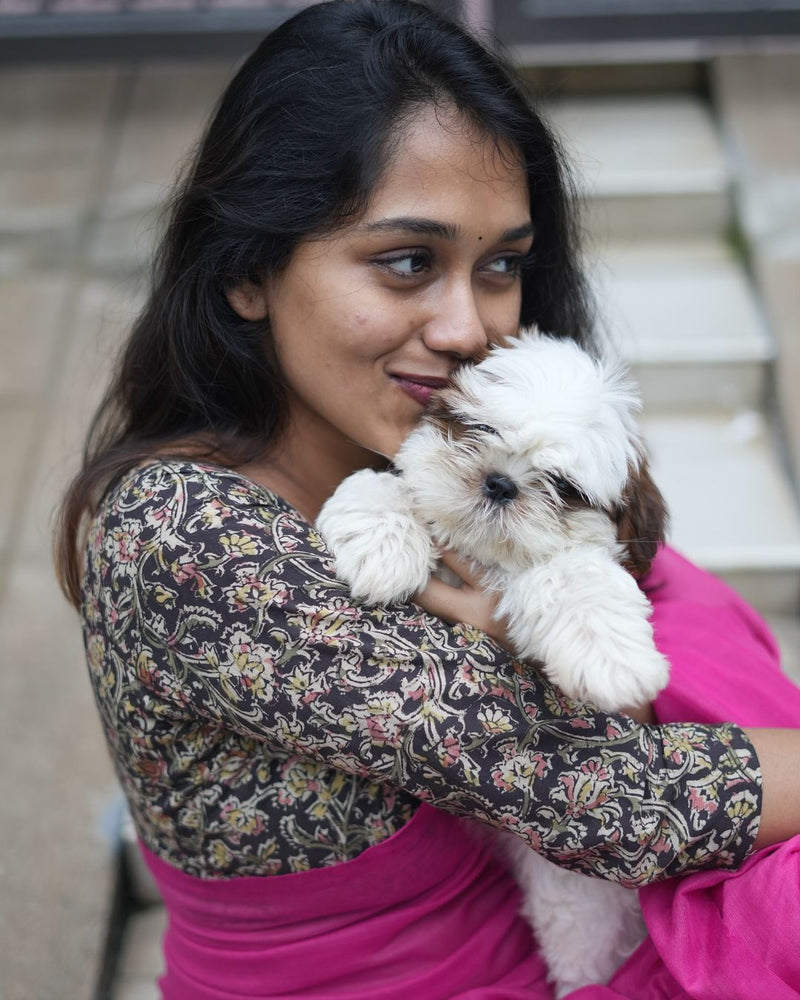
[83,461,761,885]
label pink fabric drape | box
[576,546,800,1000]
[140,546,800,998]
[141,802,552,998]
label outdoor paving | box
[0,57,237,1000]
[1,53,799,1000]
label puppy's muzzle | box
[482,472,519,505]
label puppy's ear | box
[613,458,668,578]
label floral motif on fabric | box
[81,461,761,880]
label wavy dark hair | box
[56,0,594,605]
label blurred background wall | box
[0,2,799,997]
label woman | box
[57,2,800,997]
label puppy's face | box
[394,335,666,574]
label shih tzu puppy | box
[317,332,669,996]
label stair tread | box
[642,410,800,568]
[545,95,729,196]
[592,238,773,363]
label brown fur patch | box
[423,384,480,442]
[613,459,668,577]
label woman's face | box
[234,105,533,479]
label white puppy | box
[317,332,670,996]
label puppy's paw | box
[317,469,435,605]
[567,630,669,712]
[497,549,669,712]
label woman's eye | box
[376,250,431,278]
[483,254,523,279]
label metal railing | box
[496,0,800,48]
[0,0,457,61]
[2,0,800,62]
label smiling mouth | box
[391,374,451,406]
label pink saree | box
[140,546,800,999]
[588,545,800,1000]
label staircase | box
[539,74,800,670]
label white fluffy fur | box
[317,333,669,996]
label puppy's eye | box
[466,423,498,435]
[551,476,583,502]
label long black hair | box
[57,0,594,604]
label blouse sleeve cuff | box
[646,721,763,879]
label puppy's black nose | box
[482,473,519,504]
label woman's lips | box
[391,375,450,406]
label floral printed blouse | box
[81,460,762,883]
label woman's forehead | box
[361,106,530,232]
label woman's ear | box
[226,279,269,321]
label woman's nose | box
[421,280,489,359]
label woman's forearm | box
[746,728,800,850]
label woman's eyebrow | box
[361,217,533,242]
[502,222,534,242]
[363,217,459,240]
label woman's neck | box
[238,416,387,524]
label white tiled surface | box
[0,274,73,397]
[0,68,117,165]
[101,63,232,210]
[114,907,167,1000]
[591,237,773,411]
[713,51,800,499]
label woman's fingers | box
[415,567,514,652]
[435,548,483,588]
[415,573,467,625]
[621,702,657,724]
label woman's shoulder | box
[89,457,330,568]
[95,458,310,534]
[106,457,285,512]
[83,457,338,615]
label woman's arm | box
[419,549,800,854]
[746,729,800,849]
[418,550,659,721]
[89,461,764,885]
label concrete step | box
[764,613,800,687]
[711,51,800,489]
[88,61,235,275]
[642,409,800,613]
[591,237,774,411]
[545,94,731,237]
[121,805,163,908]
[112,905,166,1000]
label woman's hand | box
[414,549,517,653]
[415,548,657,723]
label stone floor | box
[1,55,800,1000]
